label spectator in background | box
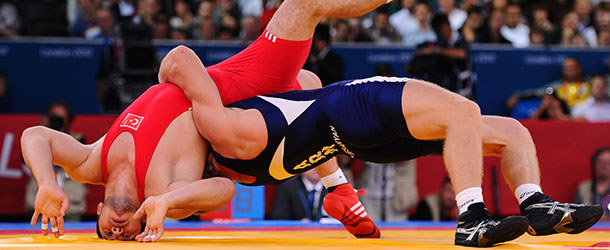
[0,0,20,37]
[25,102,88,222]
[268,169,327,221]
[570,32,589,47]
[86,8,120,42]
[572,74,610,122]
[549,56,590,107]
[407,13,475,99]
[403,3,437,47]
[476,8,511,44]
[218,12,240,39]
[574,147,610,221]
[411,176,457,221]
[214,0,240,30]
[347,18,373,42]
[598,30,610,47]
[501,4,530,48]
[508,56,590,111]
[71,0,102,37]
[438,0,467,31]
[586,5,610,48]
[169,0,193,32]
[153,15,171,39]
[548,12,581,45]
[574,0,593,28]
[368,11,401,44]
[530,5,555,36]
[192,17,216,40]
[460,8,483,43]
[304,24,344,86]
[333,19,351,43]
[574,0,597,46]
[389,0,418,42]
[530,26,547,45]
[529,91,572,120]
[192,0,214,26]
[240,15,260,42]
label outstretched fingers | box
[135,226,163,242]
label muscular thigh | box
[401,79,472,140]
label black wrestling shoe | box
[520,192,603,236]
[455,203,529,247]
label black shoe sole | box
[479,216,529,247]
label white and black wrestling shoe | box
[520,192,603,236]
[455,202,529,247]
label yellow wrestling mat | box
[2,227,610,249]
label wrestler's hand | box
[133,196,168,242]
[30,184,69,238]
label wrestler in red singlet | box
[101,83,191,202]
[101,31,312,199]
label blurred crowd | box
[508,55,610,122]
[0,0,610,48]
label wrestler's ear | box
[97,202,104,215]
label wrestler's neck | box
[105,163,140,203]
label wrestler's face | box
[96,196,142,240]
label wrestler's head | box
[96,195,144,240]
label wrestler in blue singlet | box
[211,76,444,185]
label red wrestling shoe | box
[323,183,381,238]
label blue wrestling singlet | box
[211,76,444,185]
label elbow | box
[213,178,236,211]
[159,45,194,84]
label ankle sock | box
[321,169,348,191]
[456,187,484,215]
[515,183,542,204]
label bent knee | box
[448,98,482,122]
[297,69,322,90]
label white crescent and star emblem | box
[120,113,145,131]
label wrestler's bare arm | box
[21,125,103,237]
[158,46,258,156]
[132,177,235,242]
[21,126,103,184]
